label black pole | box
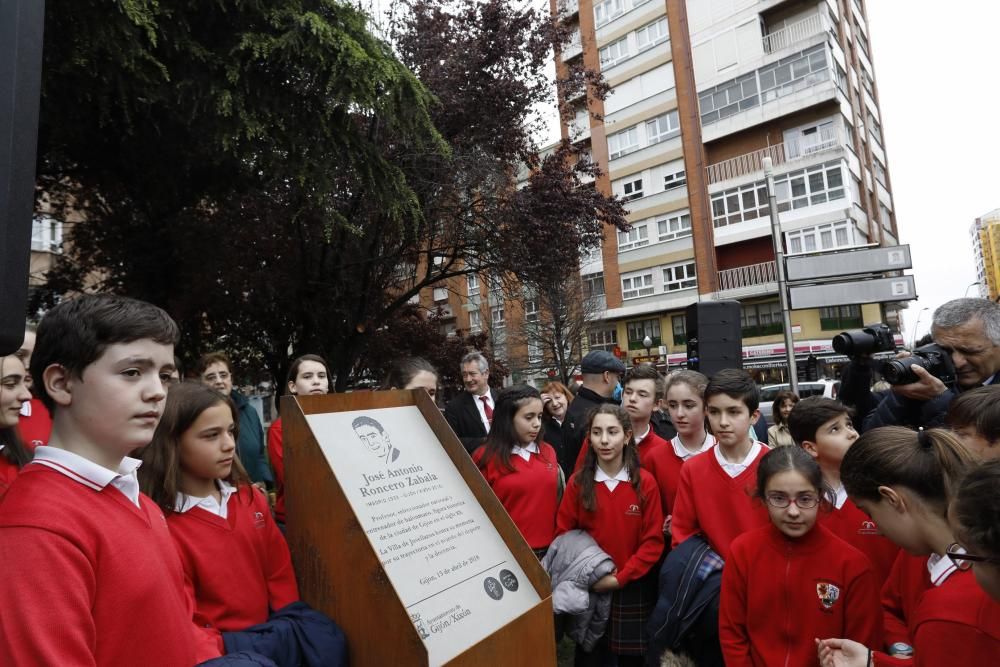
[0,0,46,354]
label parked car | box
[758,379,840,427]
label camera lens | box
[833,331,872,355]
[881,357,924,385]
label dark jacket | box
[542,415,565,460]
[645,535,724,667]
[559,386,617,476]
[862,370,1000,432]
[222,602,347,667]
[444,389,497,454]
[231,390,272,485]
[650,409,677,442]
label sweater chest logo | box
[253,511,266,530]
[816,581,841,610]
[858,520,880,536]
[625,503,640,517]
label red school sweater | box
[880,551,931,647]
[669,445,769,559]
[267,417,286,522]
[168,485,300,633]
[0,465,203,667]
[720,524,883,667]
[473,443,560,549]
[872,569,1000,666]
[820,497,900,586]
[572,427,668,473]
[0,454,19,499]
[642,434,716,517]
[555,468,664,585]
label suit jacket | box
[444,389,497,453]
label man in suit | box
[444,351,497,453]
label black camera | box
[880,343,957,386]
[832,323,896,357]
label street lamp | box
[965,281,983,297]
[763,157,798,393]
[643,334,653,362]
[911,307,929,349]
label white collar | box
[175,480,238,518]
[714,441,762,477]
[634,424,651,443]
[31,446,143,507]
[831,483,849,510]
[475,392,493,404]
[511,442,539,462]
[19,401,31,417]
[928,551,960,586]
[671,433,715,460]
[595,465,629,491]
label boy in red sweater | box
[0,295,219,665]
[788,397,900,585]
[670,368,769,559]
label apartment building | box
[543,0,905,381]
[971,208,1000,301]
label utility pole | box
[763,156,797,393]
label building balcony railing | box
[715,261,778,299]
[562,34,582,61]
[705,126,841,185]
[762,14,824,55]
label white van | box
[758,379,840,427]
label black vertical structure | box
[685,301,743,377]
[0,0,46,355]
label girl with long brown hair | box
[0,354,33,498]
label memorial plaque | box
[305,407,540,665]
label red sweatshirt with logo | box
[820,497,900,585]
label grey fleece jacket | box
[542,529,616,651]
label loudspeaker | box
[0,0,45,355]
[685,300,742,377]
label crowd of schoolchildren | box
[2,293,1000,666]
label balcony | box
[705,125,841,185]
[562,31,582,61]
[715,260,778,299]
[557,0,579,17]
[762,14,824,55]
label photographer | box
[863,298,1000,431]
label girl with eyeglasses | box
[817,427,1000,666]
[720,446,882,667]
[950,459,1000,602]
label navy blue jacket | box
[223,602,347,667]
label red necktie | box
[479,395,493,425]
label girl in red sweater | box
[473,384,560,559]
[720,446,882,667]
[0,354,33,498]
[267,353,331,524]
[140,382,299,639]
[556,404,664,666]
[817,427,1000,667]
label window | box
[627,318,661,350]
[880,205,892,231]
[621,271,655,300]
[491,304,505,328]
[31,216,63,253]
[636,17,668,50]
[468,309,482,333]
[589,327,618,352]
[593,0,624,27]
[657,211,692,241]
[773,161,845,211]
[820,305,862,330]
[488,274,503,294]
[672,315,687,345]
[432,287,449,302]
[599,38,630,69]
[466,273,479,296]
[662,262,697,292]
[617,223,649,251]
[622,178,644,201]
[741,301,784,338]
[711,182,769,228]
[583,273,605,297]
[786,221,855,255]
[784,119,838,159]
[524,299,539,322]
[873,158,887,186]
[608,125,640,159]
[663,167,686,192]
[758,44,831,104]
[528,339,543,363]
[699,72,758,126]
[646,110,680,145]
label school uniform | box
[719,523,883,667]
[169,481,300,634]
[871,561,1000,665]
[642,433,716,517]
[819,487,900,586]
[473,442,560,550]
[0,447,218,666]
[0,446,20,499]
[16,397,51,451]
[571,425,668,473]
[557,466,664,657]
[670,442,770,559]
[267,417,287,523]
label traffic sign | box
[785,245,912,282]
[789,275,916,309]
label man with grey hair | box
[864,298,1000,430]
[444,351,497,453]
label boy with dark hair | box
[0,294,220,665]
[946,385,1000,458]
[788,397,899,585]
[670,368,769,559]
[198,351,272,486]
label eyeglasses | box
[765,494,820,509]
[946,542,1000,570]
